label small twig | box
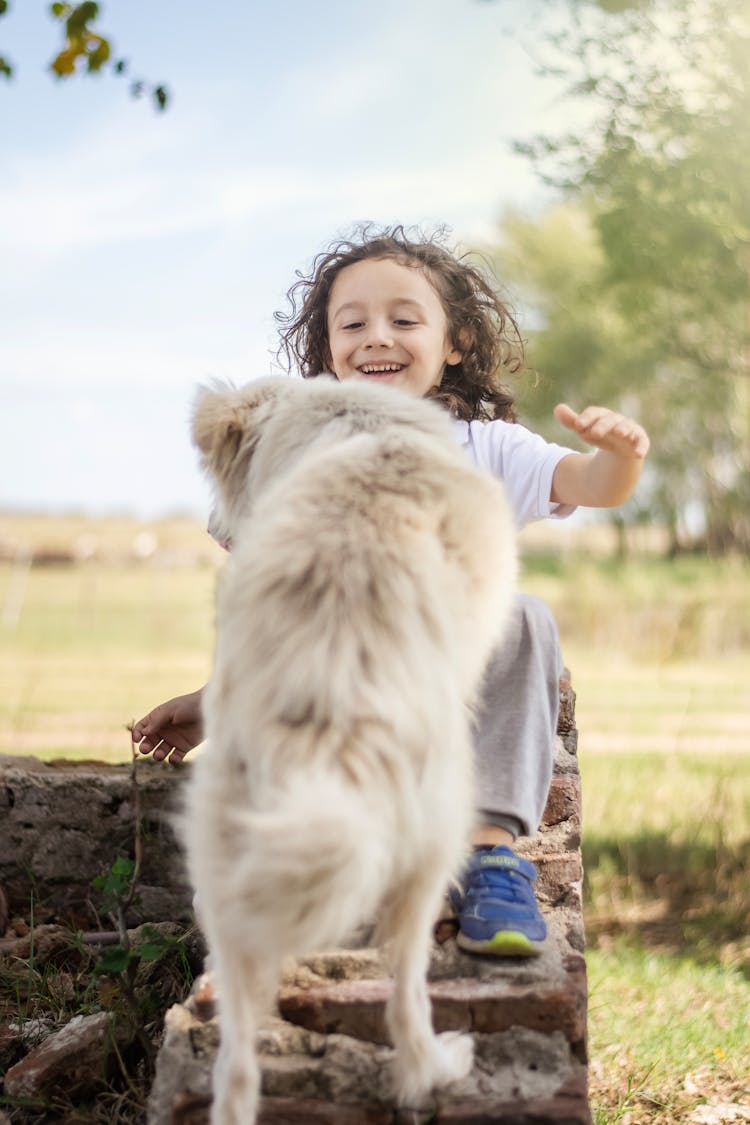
[84,894,104,933]
[0,929,123,954]
[108,732,156,1072]
[26,892,36,1009]
[108,735,143,946]
[108,1019,149,1104]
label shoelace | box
[471,868,529,903]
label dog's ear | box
[192,378,285,485]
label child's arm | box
[131,688,206,763]
[551,404,650,508]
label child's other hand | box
[554,404,650,460]
[131,689,205,763]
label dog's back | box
[183,378,516,1123]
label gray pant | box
[474,594,563,839]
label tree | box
[504,0,750,553]
[492,201,712,554]
[0,1,168,110]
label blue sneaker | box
[452,846,547,956]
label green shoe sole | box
[456,929,544,957]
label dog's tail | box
[191,769,392,955]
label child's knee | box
[514,593,561,657]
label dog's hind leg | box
[209,949,279,1125]
[382,866,474,1106]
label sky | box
[1,0,570,518]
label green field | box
[0,562,216,758]
[2,537,749,762]
[1,519,749,1122]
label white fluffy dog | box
[181,376,517,1124]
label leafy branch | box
[0,1,169,110]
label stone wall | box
[0,754,193,927]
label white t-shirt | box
[208,414,578,548]
[452,418,578,529]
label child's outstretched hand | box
[131,689,205,763]
[554,404,650,460]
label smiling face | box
[326,257,462,398]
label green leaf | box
[96,945,132,974]
[0,56,12,78]
[138,942,168,962]
[111,856,135,877]
[136,924,174,961]
[87,36,110,72]
[50,2,69,17]
[0,1,9,18]
[50,47,78,77]
[92,855,137,908]
[67,0,98,36]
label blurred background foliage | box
[490,0,750,556]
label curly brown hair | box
[274,224,524,422]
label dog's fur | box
[181,376,517,1124]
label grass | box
[587,946,749,1124]
[2,546,749,760]
[581,750,750,1123]
[0,562,215,758]
[1,515,750,1121]
[522,549,750,661]
[1,913,201,1124]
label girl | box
[133,225,649,957]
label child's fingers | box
[555,403,650,457]
[131,703,171,747]
[134,734,161,756]
[622,424,650,458]
[554,403,613,436]
[131,721,150,753]
[555,404,612,440]
[583,412,649,456]
[571,406,613,436]
[131,711,158,742]
[131,714,167,757]
[150,741,186,764]
[136,727,195,760]
[553,403,579,430]
[561,405,613,438]
[133,734,171,760]
[131,720,156,753]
